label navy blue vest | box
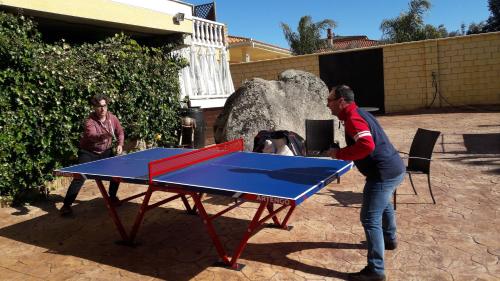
[345,109,405,180]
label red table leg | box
[191,194,296,270]
[266,203,281,226]
[126,186,199,244]
[191,192,233,266]
[128,186,154,243]
[228,201,267,269]
[95,180,129,241]
[265,203,296,230]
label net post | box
[148,162,154,184]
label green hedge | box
[0,12,188,203]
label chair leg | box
[408,173,418,195]
[427,174,436,204]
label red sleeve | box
[335,112,375,160]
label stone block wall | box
[230,54,319,89]
[230,32,500,113]
[383,41,432,111]
[438,33,500,106]
[384,32,500,112]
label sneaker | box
[59,205,73,217]
[385,239,398,250]
[348,266,386,281]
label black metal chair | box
[305,119,337,183]
[305,119,335,156]
[394,128,441,209]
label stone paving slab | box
[0,108,499,281]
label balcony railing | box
[192,17,225,48]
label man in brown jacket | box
[60,94,125,216]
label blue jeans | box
[361,172,405,275]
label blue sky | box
[187,0,491,49]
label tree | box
[468,22,487,34]
[483,0,500,32]
[456,0,498,35]
[447,23,466,37]
[281,16,336,55]
[424,24,448,38]
[380,0,448,43]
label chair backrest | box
[407,128,441,173]
[305,119,334,156]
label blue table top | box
[56,148,352,204]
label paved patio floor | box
[0,107,499,281]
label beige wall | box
[384,32,500,112]
[1,0,193,34]
[230,32,500,113]
[383,41,433,111]
[230,54,319,90]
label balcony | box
[191,17,225,48]
[175,17,233,108]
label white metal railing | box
[171,17,233,108]
[192,17,225,48]
[174,45,235,108]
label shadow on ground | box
[10,194,65,216]
[438,132,500,174]
[0,197,360,280]
[318,189,363,207]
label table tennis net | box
[148,139,244,183]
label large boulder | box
[214,69,344,151]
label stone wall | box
[230,54,319,90]
[383,32,500,112]
[230,32,500,113]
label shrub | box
[0,12,187,203]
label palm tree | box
[380,0,447,43]
[281,16,336,55]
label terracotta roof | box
[330,35,369,41]
[315,36,380,53]
[227,35,378,54]
[227,35,291,53]
[227,35,248,44]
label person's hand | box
[326,148,339,159]
[116,145,123,155]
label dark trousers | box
[63,149,119,206]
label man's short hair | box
[332,85,355,102]
[90,93,109,106]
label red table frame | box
[96,179,296,270]
[61,140,324,269]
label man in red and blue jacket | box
[327,85,405,281]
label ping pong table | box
[55,139,353,269]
